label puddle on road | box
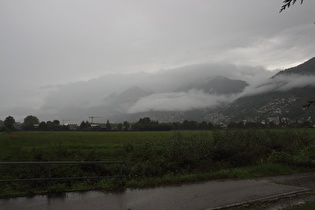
[0,190,128,210]
[0,179,309,210]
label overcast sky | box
[1,0,315,122]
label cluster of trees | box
[1,114,314,132]
[130,118,216,131]
[2,116,15,130]
[0,115,118,132]
[172,120,214,130]
[131,117,314,130]
[37,120,69,131]
[1,115,41,131]
[227,121,272,129]
[131,117,172,131]
[1,115,67,131]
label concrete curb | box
[207,189,312,210]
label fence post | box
[48,163,52,187]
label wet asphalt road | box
[0,174,312,210]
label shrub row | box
[126,129,313,177]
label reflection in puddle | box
[0,179,307,210]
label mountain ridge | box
[205,57,315,124]
[273,57,315,77]
[104,57,315,123]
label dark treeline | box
[0,115,314,132]
[37,120,69,131]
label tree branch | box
[280,0,304,13]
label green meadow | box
[0,129,314,197]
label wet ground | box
[243,172,315,210]
[0,172,314,210]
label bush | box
[262,130,311,154]
[126,129,314,178]
[127,131,214,176]
[268,150,315,167]
[211,129,312,167]
[212,130,269,167]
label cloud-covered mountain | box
[273,57,315,77]
[103,86,152,112]
[37,63,273,123]
[205,57,315,123]
[125,76,248,115]
[176,76,248,94]
[28,57,314,123]
[126,89,236,114]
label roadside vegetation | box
[287,200,315,210]
[0,129,314,197]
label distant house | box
[267,116,280,125]
[90,123,100,128]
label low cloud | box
[241,74,315,97]
[211,24,315,70]
[40,63,269,108]
[127,89,237,113]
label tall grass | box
[0,129,314,197]
[126,129,314,177]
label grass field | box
[0,131,172,162]
[0,129,314,197]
